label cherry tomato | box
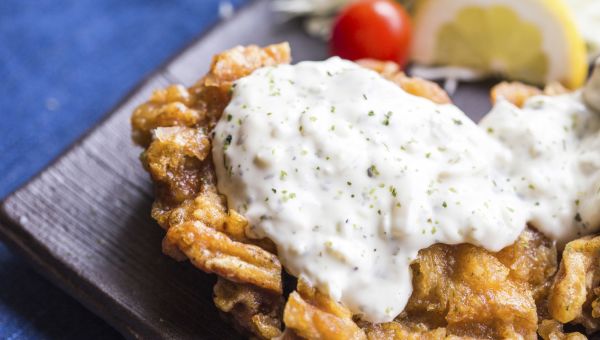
[330,0,412,67]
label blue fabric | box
[0,0,246,338]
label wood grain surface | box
[0,0,504,339]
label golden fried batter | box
[214,278,283,338]
[399,234,541,339]
[363,321,447,340]
[495,227,558,306]
[142,126,211,211]
[131,43,598,339]
[490,81,569,108]
[549,236,600,333]
[357,59,452,105]
[538,319,586,340]
[284,279,366,340]
[165,221,282,293]
[133,43,291,339]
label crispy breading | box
[491,81,569,108]
[360,319,447,340]
[491,81,543,108]
[213,278,283,339]
[392,74,452,105]
[538,319,586,340]
[355,59,403,78]
[131,84,201,147]
[142,126,211,210]
[133,44,291,338]
[150,178,223,230]
[283,280,366,340]
[131,44,291,147]
[400,236,541,339]
[198,44,291,89]
[495,227,558,305]
[165,220,282,293]
[549,235,600,332]
[357,59,452,104]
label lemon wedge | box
[411,0,588,88]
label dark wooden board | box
[0,0,500,339]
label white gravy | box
[212,57,600,323]
[481,89,600,244]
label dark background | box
[0,1,246,338]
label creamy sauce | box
[213,58,528,322]
[213,57,600,323]
[481,90,600,244]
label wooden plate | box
[0,0,503,338]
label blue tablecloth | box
[0,1,246,338]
